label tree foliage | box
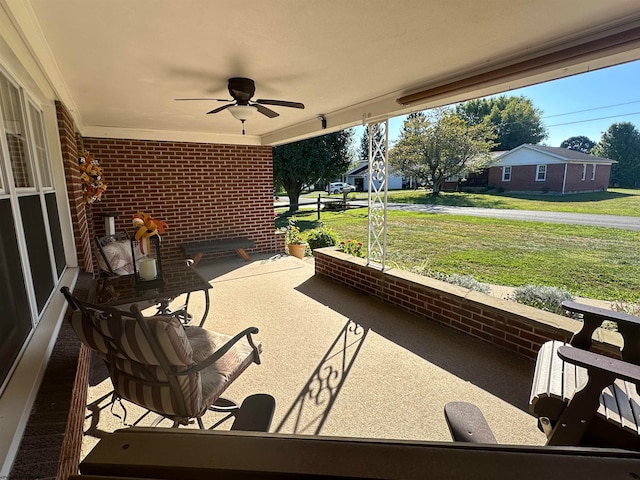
[593,122,640,188]
[358,124,385,163]
[273,130,354,211]
[456,95,547,150]
[389,109,496,195]
[560,135,596,154]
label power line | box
[546,110,640,128]
[543,100,640,119]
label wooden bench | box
[181,238,255,264]
[529,301,640,450]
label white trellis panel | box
[367,120,388,270]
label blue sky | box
[366,59,640,149]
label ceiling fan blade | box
[175,98,231,102]
[206,104,233,114]
[254,104,279,118]
[256,99,305,109]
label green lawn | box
[314,188,640,217]
[278,208,640,302]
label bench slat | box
[531,340,640,437]
[181,238,255,263]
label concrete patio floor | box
[81,253,546,459]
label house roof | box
[493,144,617,165]
[6,1,640,146]
[347,163,369,176]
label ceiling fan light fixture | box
[228,104,258,121]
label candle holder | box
[130,233,164,289]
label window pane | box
[0,199,32,388]
[29,104,52,188]
[45,193,66,276]
[19,195,54,312]
[0,74,34,188]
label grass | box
[277,208,640,302]
[302,188,640,217]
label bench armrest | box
[562,300,640,363]
[557,346,640,386]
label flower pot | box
[287,243,306,259]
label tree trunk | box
[287,191,301,212]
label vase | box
[287,243,306,259]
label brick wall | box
[314,248,621,361]
[56,101,93,273]
[564,163,610,193]
[488,163,612,194]
[82,138,281,264]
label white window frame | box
[591,164,596,180]
[581,163,587,181]
[502,166,511,181]
[536,165,546,181]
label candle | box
[138,257,157,281]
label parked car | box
[327,182,355,194]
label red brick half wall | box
[314,248,622,361]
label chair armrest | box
[180,327,260,375]
[557,346,640,386]
[562,300,640,363]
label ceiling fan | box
[176,77,305,134]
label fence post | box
[317,194,321,221]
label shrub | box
[407,267,491,294]
[509,285,573,315]
[433,272,491,294]
[307,226,339,250]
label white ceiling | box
[11,0,640,145]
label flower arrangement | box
[132,211,168,254]
[281,219,305,245]
[340,239,364,257]
[79,150,107,205]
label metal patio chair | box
[61,286,262,428]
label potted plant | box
[282,220,307,259]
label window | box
[581,163,587,181]
[502,166,511,181]
[28,102,53,189]
[0,74,35,189]
[536,165,546,181]
[0,67,62,391]
[592,164,596,180]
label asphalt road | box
[382,203,640,231]
[277,198,640,231]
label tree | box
[456,95,547,150]
[389,109,496,195]
[560,135,596,154]
[592,122,640,188]
[273,129,354,211]
[357,124,385,163]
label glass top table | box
[92,261,212,326]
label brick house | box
[487,144,616,194]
